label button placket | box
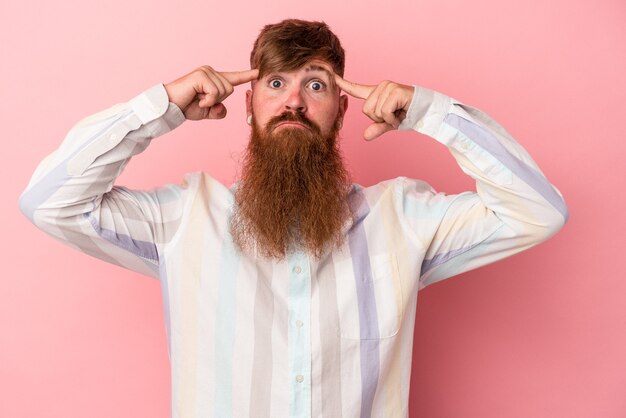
[287,251,312,410]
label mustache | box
[265,111,321,134]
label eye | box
[269,78,283,88]
[308,80,326,91]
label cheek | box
[251,98,270,123]
[314,102,340,125]
[252,94,280,117]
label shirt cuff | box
[398,85,453,139]
[129,83,176,125]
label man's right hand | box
[164,66,258,121]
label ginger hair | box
[249,19,345,80]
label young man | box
[19,19,568,418]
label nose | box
[284,86,307,113]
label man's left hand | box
[334,74,414,141]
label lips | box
[275,121,310,130]
[267,111,318,134]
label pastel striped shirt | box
[19,82,568,418]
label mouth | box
[274,121,310,130]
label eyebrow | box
[304,64,337,89]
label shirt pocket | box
[334,252,403,340]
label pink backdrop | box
[2,0,625,417]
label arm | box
[334,75,568,288]
[19,67,258,279]
[397,85,569,287]
[18,84,188,279]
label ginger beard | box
[230,108,355,260]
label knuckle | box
[196,66,215,77]
[385,81,398,92]
[194,69,209,81]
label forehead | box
[266,59,335,79]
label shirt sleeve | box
[18,83,189,279]
[395,85,569,288]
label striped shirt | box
[19,82,568,418]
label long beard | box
[230,110,354,260]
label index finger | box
[220,69,259,86]
[334,74,375,100]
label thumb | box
[206,103,227,120]
[364,122,394,141]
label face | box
[246,59,348,137]
[233,59,354,260]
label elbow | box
[550,200,569,234]
[505,203,569,246]
[535,204,569,243]
[18,189,62,227]
[18,191,37,224]
[546,216,567,240]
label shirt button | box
[293,266,302,274]
[296,375,304,383]
[296,320,304,328]
[110,133,118,140]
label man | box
[19,18,568,418]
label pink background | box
[2,0,625,416]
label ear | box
[245,89,253,117]
[338,94,348,119]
